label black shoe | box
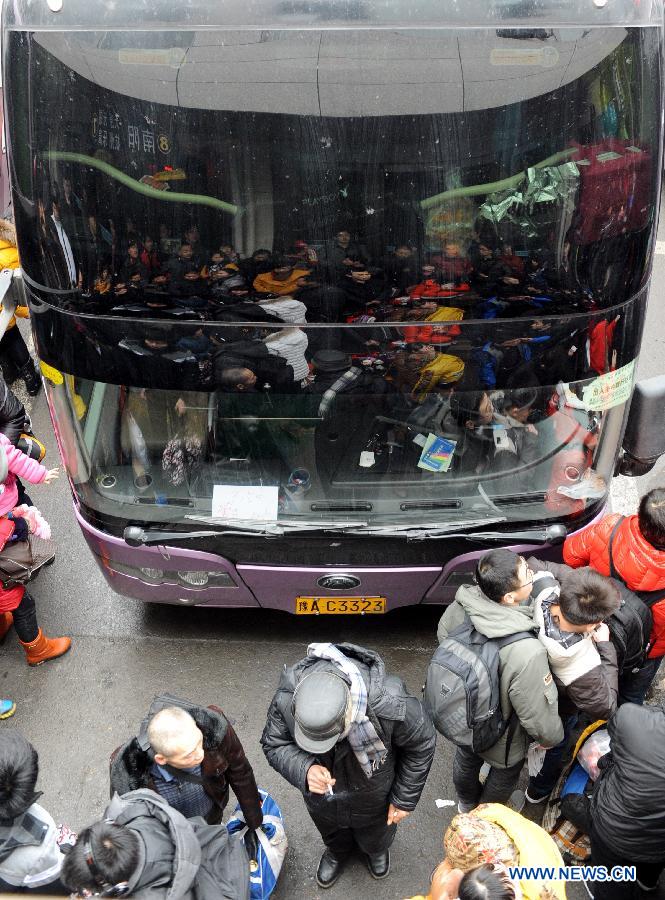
[366,849,390,880]
[20,362,41,397]
[316,850,345,889]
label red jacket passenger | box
[563,513,665,593]
[564,512,665,658]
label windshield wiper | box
[124,521,567,545]
[124,520,366,544]
[360,523,567,543]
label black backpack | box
[425,615,537,761]
[606,517,662,673]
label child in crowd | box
[0,434,70,666]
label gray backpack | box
[425,615,536,760]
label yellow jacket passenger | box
[0,219,29,330]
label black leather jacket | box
[260,643,436,813]
[591,703,665,862]
[0,377,26,445]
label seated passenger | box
[238,248,274,286]
[288,238,319,267]
[166,243,209,303]
[218,242,240,265]
[61,792,250,900]
[323,229,370,281]
[382,244,419,293]
[182,222,208,269]
[119,240,149,290]
[341,268,388,313]
[253,258,311,296]
[140,235,162,278]
[497,243,525,278]
[430,241,473,286]
[209,261,247,304]
[409,264,445,298]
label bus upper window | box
[4,25,660,324]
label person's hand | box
[44,467,60,484]
[386,803,410,825]
[307,765,335,795]
[592,623,610,643]
[175,398,187,416]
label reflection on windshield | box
[9,25,660,324]
[49,360,627,528]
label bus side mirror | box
[619,375,665,476]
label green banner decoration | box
[44,151,238,215]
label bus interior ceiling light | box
[46,0,63,11]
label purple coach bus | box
[2,0,665,613]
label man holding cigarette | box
[261,642,436,888]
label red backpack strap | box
[608,516,625,583]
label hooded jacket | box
[529,560,618,720]
[105,789,249,900]
[591,703,665,863]
[0,803,62,889]
[261,643,436,815]
[109,694,262,830]
[437,586,563,767]
[563,513,665,593]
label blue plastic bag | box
[227,790,287,900]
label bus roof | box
[3,0,663,32]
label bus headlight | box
[178,570,210,587]
[140,567,165,581]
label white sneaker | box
[457,801,476,814]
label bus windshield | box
[4,20,661,531]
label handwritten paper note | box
[212,485,279,521]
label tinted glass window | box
[6,26,661,321]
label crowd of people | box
[29,183,639,510]
[0,484,663,898]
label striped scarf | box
[317,368,362,418]
[307,642,388,777]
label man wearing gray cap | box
[261,642,436,888]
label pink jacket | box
[0,432,47,516]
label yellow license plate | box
[295,597,386,615]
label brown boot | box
[20,629,71,666]
[0,612,13,643]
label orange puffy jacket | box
[564,513,665,658]
[564,513,665,591]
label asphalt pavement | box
[3,221,665,897]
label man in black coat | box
[261,642,435,889]
[590,702,665,898]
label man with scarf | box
[261,642,436,889]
